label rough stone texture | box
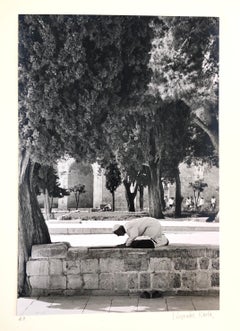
[31,243,69,259]
[26,260,49,276]
[63,260,81,275]
[174,258,198,270]
[99,258,124,272]
[67,275,84,289]
[81,259,98,273]
[211,273,219,287]
[83,274,99,289]
[114,273,129,291]
[149,258,172,271]
[27,245,219,296]
[139,273,151,289]
[124,254,148,271]
[49,275,66,289]
[181,272,197,291]
[49,259,63,275]
[199,257,210,270]
[29,276,50,289]
[99,273,114,290]
[152,273,170,289]
[169,273,181,288]
[196,272,210,289]
[212,258,219,270]
[128,273,138,290]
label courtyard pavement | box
[17,218,219,316]
[46,219,219,247]
[17,294,219,315]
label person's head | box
[112,224,126,236]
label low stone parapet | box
[27,243,219,296]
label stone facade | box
[27,243,219,296]
[37,159,219,211]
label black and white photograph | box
[17,13,219,314]
[1,1,240,330]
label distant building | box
[37,158,219,211]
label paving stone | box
[166,296,195,311]
[138,298,166,312]
[109,296,139,313]
[192,296,219,310]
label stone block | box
[149,258,172,271]
[63,260,81,275]
[169,273,181,288]
[99,273,114,290]
[99,258,124,272]
[174,258,198,270]
[31,243,68,259]
[49,259,63,275]
[196,272,210,289]
[114,273,129,291]
[49,275,66,289]
[83,273,99,289]
[128,273,138,290]
[151,272,169,289]
[67,247,88,259]
[81,259,98,273]
[29,276,50,289]
[211,273,219,287]
[181,272,197,290]
[212,258,219,270]
[199,257,210,270]
[67,275,84,289]
[206,248,219,258]
[26,260,49,276]
[139,273,151,289]
[124,255,148,271]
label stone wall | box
[27,243,219,296]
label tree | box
[69,184,86,210]
[149,17,219,155]
[105,161,122,211]
[189,180,208,211]
[18,15,153,295]
[33,163,69,219]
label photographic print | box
[17,14,219,316]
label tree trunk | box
[18,152,51,297]
[193,114,219,154]
[139,185,144,211]
[44,188,51,220]
[175,169,182,218]
[112,191,115,211]
[123,179,138,212]
[148,162,164,219]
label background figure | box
[168,197,174,208]
[211,196,216,211]
[198,196,204,211]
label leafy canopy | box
[19,15,153,165]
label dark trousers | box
[130,239,155,248]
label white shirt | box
[123,217,168,247]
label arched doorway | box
[67,161,93,208]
